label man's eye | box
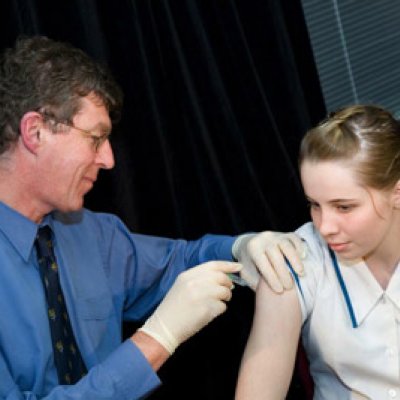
[91,134,109,151]
[92,137,101,147]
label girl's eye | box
[337,204,354,212]
[307,201,320,210]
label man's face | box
[37,94,114,213]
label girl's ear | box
[19,112,43,154]
[392,179,400,209]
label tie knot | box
[36,226,54,257]
[37,225,53,242]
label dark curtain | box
[0,1,325,399]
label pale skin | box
[235,159,400,399]
[235,278,301,399]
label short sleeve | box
[293,222,326,324]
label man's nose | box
[95,139,115,169]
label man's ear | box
[19,111,43,154]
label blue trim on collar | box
[285,257,305,300]
[329,248,358,328]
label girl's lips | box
[328,242,349,252]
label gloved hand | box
[232,231,306,292]
[139,261,242,354]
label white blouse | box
[295,222,400,400]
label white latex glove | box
[139,261,242,354]
[232,231,306,292]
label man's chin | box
[57,197,85,213]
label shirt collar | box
[336,256,387,327]
[384,266,400,307]
[0,201,53,262]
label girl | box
[235,105,400,399]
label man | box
[0,36,304,399]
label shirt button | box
[388,389,397,398]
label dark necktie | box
[35,226,87,384]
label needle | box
[227,273,249,287]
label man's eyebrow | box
[90,122,112,134]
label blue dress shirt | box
[0,202,235,399]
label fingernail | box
[230,262,242,271]
[272,284,284,294]
[284,281,294,290]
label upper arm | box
[235,279,302,400]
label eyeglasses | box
[39,113,111,152]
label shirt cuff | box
[220,236,237,260]
[102,339,161,399]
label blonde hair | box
[299,105,400,190]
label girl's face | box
[300,160,399,262]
